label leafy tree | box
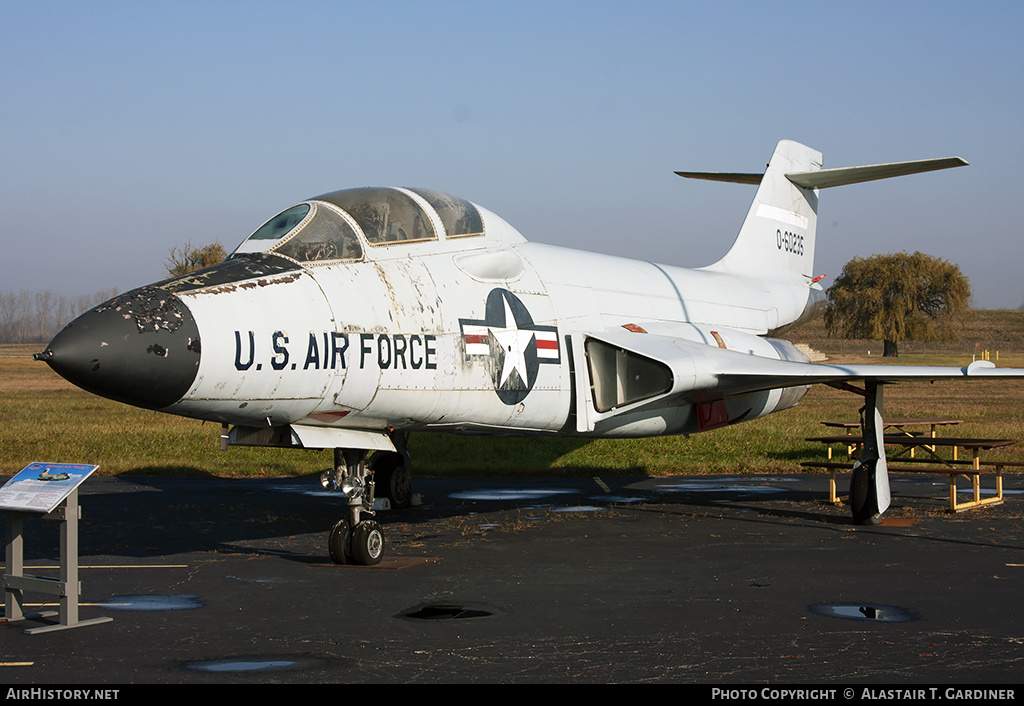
[824,251,970,357]
[165,242,227,277]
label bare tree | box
[166,242,227,277]
[13,290,31,343]
[0,287,121,343]
[0,291,15,342]
[34,290,54,342]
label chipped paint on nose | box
[36,286,201,409]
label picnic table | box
[819,418,963,459]
[804,421,1021,512]
[820,417,963,436]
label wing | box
[705,349,1020,397]
[579,327,1024,406]
[575,327,1024,523]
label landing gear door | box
[570,333,596,433]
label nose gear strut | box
[323,448,384,565]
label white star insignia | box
[490,297,534,387]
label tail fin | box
[677,139,968,283]
[680,140,823,282]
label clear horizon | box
[4,1,1022,310]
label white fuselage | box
[168,210,816,440]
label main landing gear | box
[321,440,413,565]
[848,379,891,526]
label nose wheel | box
[328,517,384,566]
[322,448,387,565]
[349,519,384,564]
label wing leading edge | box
[712,354,1018,396]
[680,338,1024,399]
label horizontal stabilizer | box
[676,156,968,190]
[673,171,762,185]
[785,156,968,189]
[676,141,969,289]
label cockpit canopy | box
[233,187,485,263]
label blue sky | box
[3,1,1022,309]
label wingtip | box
[965,360,996,375]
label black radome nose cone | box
[37,286,201,410]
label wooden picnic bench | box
[819,418,963,459]
[804,432,1023,512]
[821,417,963,434]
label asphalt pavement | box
[3,471,1024,686]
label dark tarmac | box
[3,471,1024,685]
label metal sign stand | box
[2,463,111,634]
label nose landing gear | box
[322,440,412,565]
[322,448,385,565]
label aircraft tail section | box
[677,140,968,284]
[681,139,823,282]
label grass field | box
[3,320,1024,478]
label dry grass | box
[0,344,331,476]
[785,309,1024,358]
[3,330,1023,478]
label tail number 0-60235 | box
[777,229,804,255]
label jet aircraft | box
[35,139,1024,564]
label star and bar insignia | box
[459,288,559,405]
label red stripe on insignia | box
[464,334,488,345]
[536,339,558,350]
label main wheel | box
[370,451,413,508]
[350,520,385,565]
[328,519,352,565]
[850,461,883,525]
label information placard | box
[0,462,98,514]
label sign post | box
[1,463,112,634]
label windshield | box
[249,204,311,240]
[235,202,362,262]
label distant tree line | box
[1,242,229,345]
[0,288,119,344]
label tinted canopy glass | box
[249,204,311,240]
[317,187,436,245]
[275,204,363,262]
[238,187,485,262]
[409,188,484,237]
